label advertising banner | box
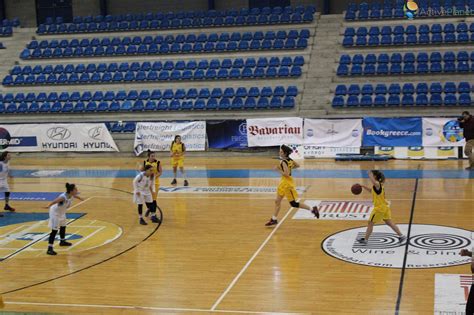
[134,121,206,155]
[302,145,360,158]
[422,117,465,147]
[304,119,363,147]
[434,274,473,315]
[362,117,422,147]
[0,123,118,152]
[246,117,303,147]
[207,120,247,149]
[375,146,458,159]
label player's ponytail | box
[65,183,76,193]
[280,145,293,158]
[371,170,385,183]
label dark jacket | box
[460,116,474,141]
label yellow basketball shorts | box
[369,207,392,223]
[277,183,298,202]
[171,158,184,168]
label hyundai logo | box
[88,126,102,140]
[47,127,71,140]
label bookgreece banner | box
[304,119,363,147]
[134,121,206,155]
[362,117,422,147]
[0,123,118,152]
[246,117,303,147]
[422,117,465,147]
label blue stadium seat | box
[332,96,344,107]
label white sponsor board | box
[159,186,306,194]
[423,117,465,147]
[303,145,360,158]
[375,146,459,159]
[304,118,363,147]
[435,274,473,315]
[134,121,206,155]
[30,170,66,177]
[0,124,118,152]
[322,224,472,269]
[246,117,303,147]
[293,200,375,220]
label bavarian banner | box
[422,117,465,147]
[304,118,363,147]
[246,117,303,147]
[134,121,206,155]
[0,123,118,152]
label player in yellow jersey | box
[140,150,162,223]
[265,145,319,226]
[357,170,405,244]
[170,135,188,186]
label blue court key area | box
[9,169,474,179]
[0,212,84,227]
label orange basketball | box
[351,184,362,195]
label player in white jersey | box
[44,183,84,256]
[133,164,155,225]
[0,151,15,215]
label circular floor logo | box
[322,224,472,269]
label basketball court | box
[0,156,472,314]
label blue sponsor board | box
[0,127,37,150]
[207,120,248,149]
[362,117,422,147]
[0,192,61,201]
[0,212,83,227]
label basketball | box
[351,184,362,195]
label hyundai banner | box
[422,117,465,147]
[207,120,247,149]
[304,119,363,147]
[0,123,118,152]
[134,121,206,155]
[246,117,303,147]
[362,117,422,147]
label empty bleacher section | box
[332,82,472,107]
[19,29,310,59]
[37,6,315,35]
[1,1,472,122]
[323,0,474,114]
[345,0,474,21]
[0,6,315,122]
[337,50,473,76]
[4,56,304,85]
[0,85,298,114]
[342,22,474,47]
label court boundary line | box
[394,169,420,315]
[210,203,297,310]
[4,301,308,314]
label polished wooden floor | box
[0,156,472,314]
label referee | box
[460,248,474,314]
[459,111,474,170]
